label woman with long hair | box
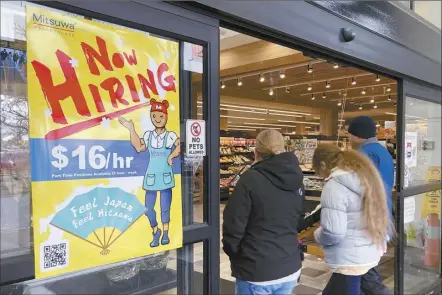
[223,129,305,295]
[313,144,391,295]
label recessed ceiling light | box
[307,85,312,91]
[269,89,274,96]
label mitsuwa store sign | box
[27,6,182,278]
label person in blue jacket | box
[347,116,394,295]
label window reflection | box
[404,97,442,187]
[1,0,32,260]
[404,192,440,294]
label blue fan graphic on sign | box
[51,187,145,255]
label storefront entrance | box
[1,2,441,295]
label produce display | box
[220,166,245,175]
[220,156,234,164]
[220,146,253,155]
[303,177,325,191]
[220,155,252,165]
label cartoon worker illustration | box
[119,99,180,247]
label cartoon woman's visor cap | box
[150,99,169,114]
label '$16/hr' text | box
[51,145,134,171]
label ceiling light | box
[325,81,331,88]
[350,100,354,104]
[219,102,310,116]
[322,93,326,99]
[277,120,320,125]
[337,101,342,106]
[244,122,297,128]
[373,104,378,109]
[220,108,268,115]
[285,87,291,94]
[269,109,311,116]
[307,64,313,73]
[220,103,266,111]
[269,88,274,96]
[232,124,282,130]
[388,95,392,101]
[259,74,265,83]
[237,78,243,86]
[221,81,226,89]
[370,98,375,103]
[376,123,381,128]
[351,77,357,85]
[307,85,312,91]
[311,94,315,101]
[375,75,381,82]
[333,63,339,69]
[269,113,303,118]
[386,85,391,92]
[361,88,366,95]
[394,102,397,107]
[359,105,363,110]
[279,71,286,79]
[228,127,257,131]
[221,115,265,120]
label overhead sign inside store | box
[186,120,206,157]
[183,42,203,73]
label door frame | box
[2,1,221,293]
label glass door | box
[0,1,220,294]
[396,80,441,295]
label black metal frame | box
[175,2,442,294]
[1,1,220,294]
[2,1,441,294]
[396,80,442,294]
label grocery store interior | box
[186,28,438,295]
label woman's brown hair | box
[313,144,391,246]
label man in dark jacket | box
[348,116,394,295]
[223,129,305,295]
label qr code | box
[40,240,69,272]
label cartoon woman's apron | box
[144,131,174,247]
[143,131,175,190]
